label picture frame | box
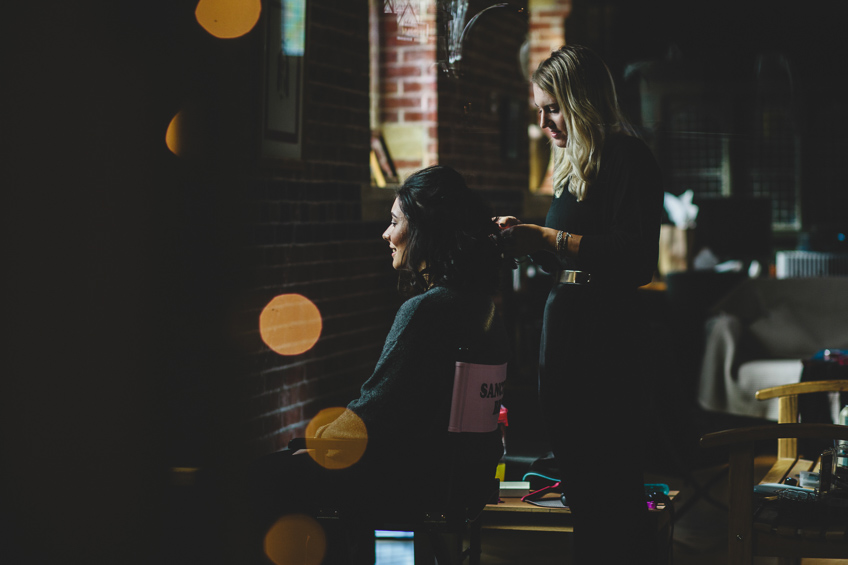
[261,0,307,160]
[370,131,398,186]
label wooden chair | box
[288,360,508,565]
[700,380,848,565]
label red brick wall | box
[528,0,571,194]
[239,179,401,457]
[378,2,439,177]
[238,1,534,460]
[377,0,531,197]
[154,1,533,465]
[237,1,403,458]
[529,0,571,74]
[437,0,530,207]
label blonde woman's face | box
[533,84,567,148]
[382,197,409,270]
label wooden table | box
[482,492,676,531]
[480,492,678,562]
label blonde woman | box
[497,45,663,564]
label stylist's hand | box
[501,223,550,258]
[493,216,521,229]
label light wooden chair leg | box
[777,395,798,459]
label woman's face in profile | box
[533,84,567,148]
[382,197,409,270]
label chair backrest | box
[448,361,508,433]
[442,361,507,524]
[756,379,848,459]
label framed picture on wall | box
[370,131,398,187]
[261,0,307,160]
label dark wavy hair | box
[395,165,503,296]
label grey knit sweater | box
[320,285,509,456]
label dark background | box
[4,1,847,563]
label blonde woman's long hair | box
[532,45,635,201]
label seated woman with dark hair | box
[251,165,510,564]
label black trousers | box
[539,283,657,564]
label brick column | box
[379,1,438,181]
[528,0,571,193]
[529,0,571,73]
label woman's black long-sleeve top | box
[545,133,663,287]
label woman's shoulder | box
[603,133,660,173]
[606,132,653,157]
[391,287,481,342]
[397,287,449,318]
[403,285,476,307]
[399,286,488,318]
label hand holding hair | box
[492,216,521,229]
[502,224,580,260]
[501,223,552,258]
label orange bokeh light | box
[259,294,322,356]
[195,0,261,39]
[264,514,326,565]
[305,408,368,470]
[165,111,183,156]
[305,407,347,437]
